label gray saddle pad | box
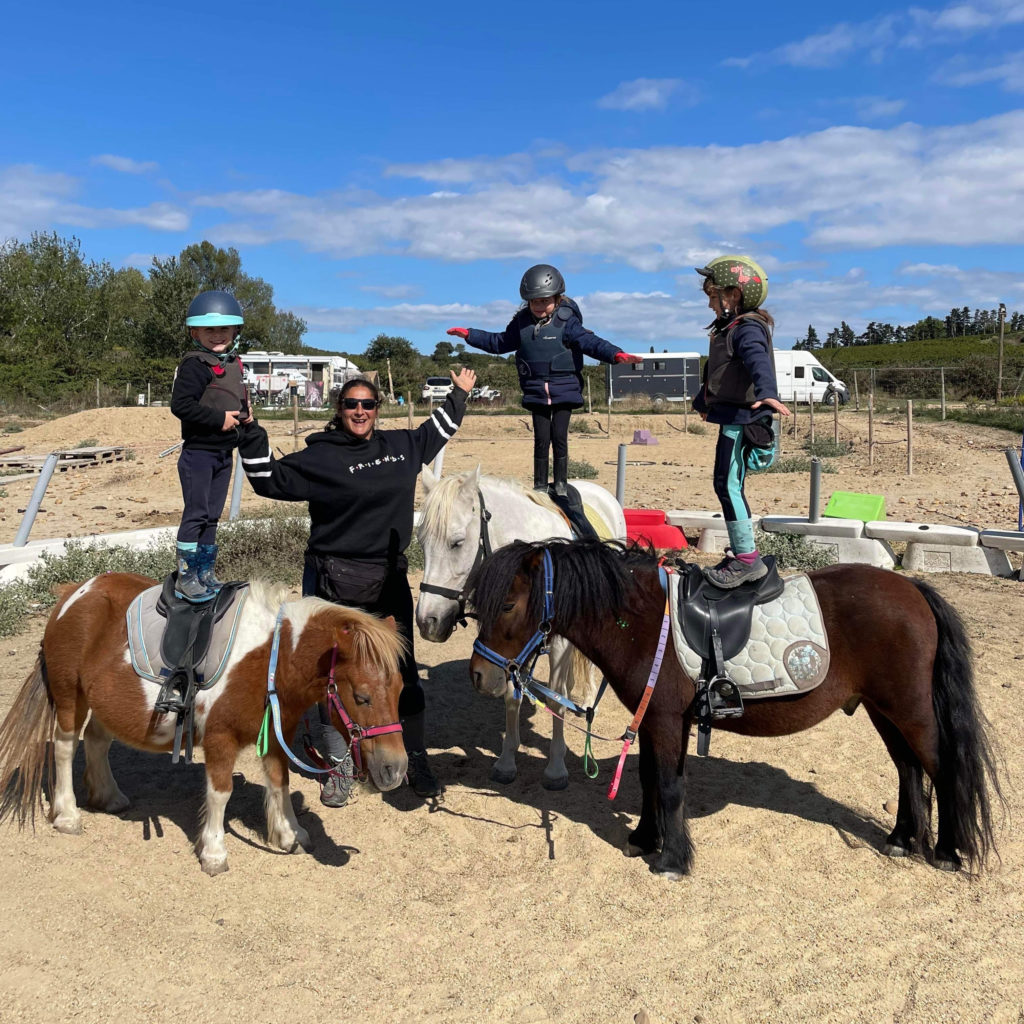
[126,582,250,687]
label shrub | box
[804,439,851,458]
[569,417,596,434]
[755,529,837,571]
[567,458,598,479]
[766,457,837,474]
[686,422,707,435]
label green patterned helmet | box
[695,255,768,309]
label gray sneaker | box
[406,750,440,798]
[704,553,768,590]
[319,752,356,808]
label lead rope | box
[607,594,672,800]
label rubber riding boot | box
[174,544,215,603]
[196,543,224,591]
[401,709,439,797]
[533,456,549,492]
[553,455,569,498]
[704,551,768,590]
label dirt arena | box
[1,406,1022,1024]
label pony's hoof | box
[491,765,517,785]
[625,842,646,858]
[934,852,962,873]
[654,868,687,882]
[201,858,229,877]
[95,792,130,814]
[52,815,82,835]
[541,774,569,791]
[883,842,910,858]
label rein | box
[474,549,673,799]
[256,607,402,776]
[419,488,494,628]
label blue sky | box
[2,0,1023,354]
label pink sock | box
[735,550,759,565]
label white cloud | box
[0,163,189,240]
[851,96,907,120]
[91,154,159,174]
[385,155,535,184]
[597,78,695,111]
[730,1,1024,69]
[194,111,1024,274]
[359,283,422,299]
[934,50,1024,91]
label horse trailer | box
[606,352,701,409]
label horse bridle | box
[257,607,402,777]
[419,489,494,629]
[472,548,555,699]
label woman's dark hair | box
[705,281,774,327]
[327,376,381,433]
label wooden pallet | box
[0,446,126,475]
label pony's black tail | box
[913,579,1003,870]
[0,650,55,829]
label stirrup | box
[706,675,744,720]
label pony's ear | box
[458,464,481,495]
[421,465,438,491]
[383,615,397,630]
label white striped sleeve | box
[430,407,456,440]
[241,446,273,478]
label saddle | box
[547,484,599,540]
[154,573,248,763]
[674,555,784,755]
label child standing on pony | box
[447,264,641,500]
[692,256,790,589]
[169,290,251,602]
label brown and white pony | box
[0,573,407,875]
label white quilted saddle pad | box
[668,571,830,699]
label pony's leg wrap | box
[493,686,521,785]
[50,723,82,834]
[82,717,130,814]
[262,751,310,854]
[542,640,572,790]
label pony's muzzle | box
[470,658,507,699]
[368,750,407,792]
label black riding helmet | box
[185,290,244,353]
[519,264,565,300]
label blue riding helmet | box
[185,290,244,329]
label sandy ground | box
[0,406,1022,1024]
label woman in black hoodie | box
[239,367,476,804]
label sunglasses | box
[342,397,379,411]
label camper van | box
[773,351,849,405]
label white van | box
[773,351,849,405]
[421,376,453,402]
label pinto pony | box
[468,540,1003,879]
[0,574,406,875]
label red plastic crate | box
[626,523,688,549]
[623,508,666,526]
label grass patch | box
[569,417,597,434]
[2,424,23,433]
[766,456,837,474]
[75,438,99,448]
[686,422,707,435]
[755,529,838,572]
[567,458,598,479]
[916,406,1024,435]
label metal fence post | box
[13,453,60,547]
[229,449,245,520]
[615,444,627,507]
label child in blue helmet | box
[447,264,641,498]
[169,290,251,602]
[692,256,791,589]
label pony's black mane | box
[469,538,658,637]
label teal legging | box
[712,424,756,555]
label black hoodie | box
[238,388,467,564]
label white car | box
[421,376,453,402]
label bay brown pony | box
[468,540,1003,880]
[0,573,407,875]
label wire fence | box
[848,365,1024,407]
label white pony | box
[416,466,626,789]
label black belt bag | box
[315,556,390,606]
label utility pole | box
[386,358,396,403]
[997,303,1006,403]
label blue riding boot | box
[197,543,224,592]
[175,544,215,603]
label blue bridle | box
[472,548,555,698]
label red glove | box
[447,327,470,339]
[614,352,643,364]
